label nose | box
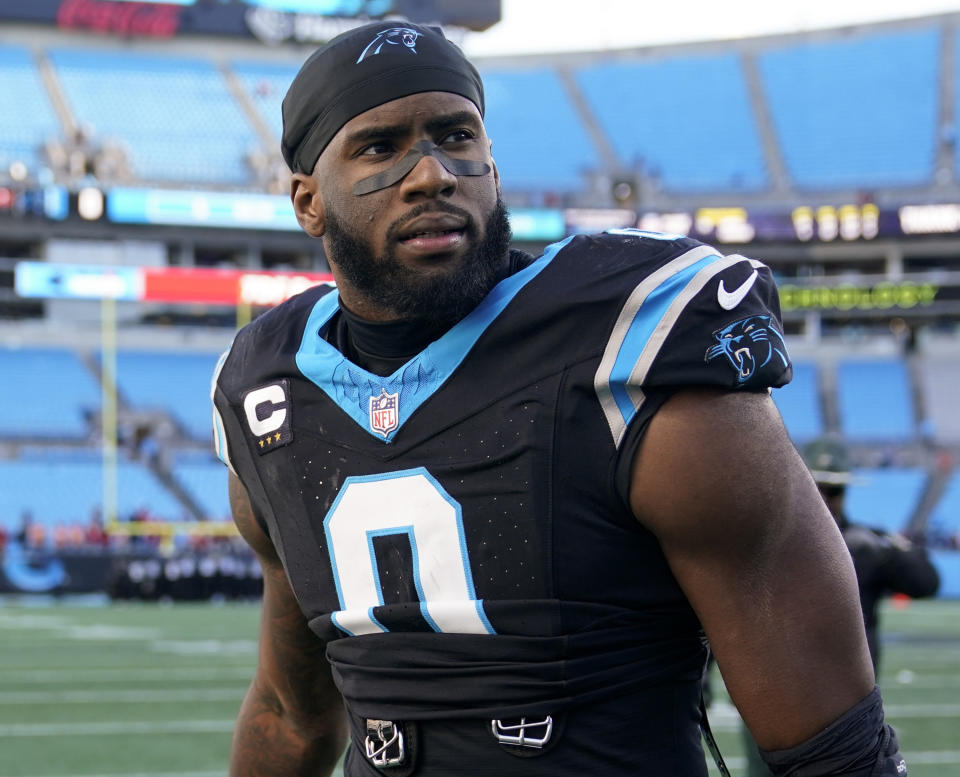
[399,152,458,201]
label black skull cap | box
[281,22,485,174]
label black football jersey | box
[212,229,792,775]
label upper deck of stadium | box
[0,11,958,211]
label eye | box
[357,141,394,157]
[723,333,734,339]
[744,325,754,333]
[440,129,475,145]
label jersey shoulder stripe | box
[595,248,772,447]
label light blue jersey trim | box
[607,251,724,425]
[295,236,575,442]
[606,227,686,241]
[211,346,235,474]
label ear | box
[291,172,325,237]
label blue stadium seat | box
[232,60,299,142]
[172,452,230,521]
[772,361,822,441]
[0,457,183,529]
[836,359,914,439]
[930,550,960,599]
[758,26,939,188]
[918,357,960,442]
[0,44,60,174]
[573,53,767,191]
[111,350,222,441]
[928,470,960,540]
[845,468,927,534]
[0,347,100,437]
[48,48,259,184]
[480,67,600,191]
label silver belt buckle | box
[490,715,553,749]
[365,719,405,768]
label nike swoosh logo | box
[717,270,759,310]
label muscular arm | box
[630,388,875,750]
[228,473,348,777]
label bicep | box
[629,388,874,749]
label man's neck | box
[334,248,535,376]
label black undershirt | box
[326,249,535,377]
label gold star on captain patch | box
[258,440,264,448]
[274,432,281,442]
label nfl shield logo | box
[369,388,399,438]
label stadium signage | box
[0,0,499,38]
[107,187,302,231]
[103,187,565,241]
[898,204,960,235]
[14,261,334,306]
[637,206,886,244]
[26,185,960,244]
[565,208,636,233]
[694,207,756,243]
[778,281,939,312]
[791,204,879,242]
[57,0,180,37]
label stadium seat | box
[479,67,600,191]
[573,52,768,191]
[0,347,101,437]
[836,359,914,440]
[110,350,223,441]
[48,48,259,184]
[0,44,60,175]
[845,468,927,534]
[172,452,231,521]
[771,361,822,441]
[0,456,184,530]
[231,60,299,142]
[928,470,960,541]
[758,26,939,188]
[916,356,960,442]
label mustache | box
[385,201,477,242]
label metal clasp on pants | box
[490,715,553,748]
[365,719,405,768]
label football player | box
[212,22,905,777]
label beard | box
[324,197,513,327]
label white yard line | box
[901,751,960,764]
[0,667,253,682]
[0,719,235,736]
[708,751,960,774]
[885,703,960,716]
[0,688,245,704]
[7,772,225,777]
[706,700,960,728]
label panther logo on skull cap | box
[357,27,422,64]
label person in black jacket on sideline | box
[803,438,941,672]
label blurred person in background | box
[803,437,940,672]
[740,437,941,777]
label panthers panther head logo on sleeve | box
[356,27,422,63]
[705,315,788,383]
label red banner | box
[56,0,181,37]
[142,267,334,306]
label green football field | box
[1,597,957,777]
